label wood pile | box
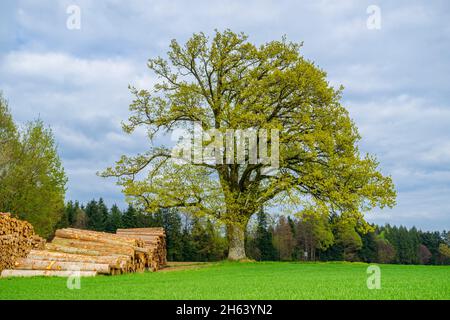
[0,212,46,272]
[116,228,167,269]
[1,227,167,277]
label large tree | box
[102,30,396,260]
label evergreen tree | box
[162,209,183,261]
[97,198,109,231]
[420,231,441,265]
[204,219,227,261]
[255,210,276,261]
[85,199,104,231]
[122,204,138,228]
[181,224,196,261]
[359,231,378,263]
[56,202,71,229]
[66,201,79,226]
[334,217,362,261]
[190,217,209,261]
[105,204,123,232]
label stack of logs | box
[1,227,167,277]
[116,228,167,269]
[0,213,46,273]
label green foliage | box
[122,204,138,228]
[57,198,450,266]
[420,231,442,264]
[105,204,123,232]
[0,94,67,237]
[375,237,396,264]
[151,209,185,261]
[358,232,378,263]
[58,199,227,262]
[296,205,334,260]
[273,216,296,260]
[189,217,227,261]
[333,217,363,261]
[255,210,277,261]
[438,243,450,262]
[101,30,396,259]
[384,225,420,264]
[85,199,107,231]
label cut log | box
[51,237,136,257]
[1,269,97,278]
[27,250,130,270]
[45,243,102,256]
[116,228,167,270]
[2,223,167,276]
[55,229,143,247]
[15,258,111,274]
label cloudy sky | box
[1,0,449,230]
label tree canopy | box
[0,93,67,237]
[102,30,396,259]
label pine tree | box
[334,217,362,262]
[122,204,138,228]
[255,210,276,261]
[190,217,208,261]
[97,198,109,231]
[85,199,104,231]
[106,204,123,232]
[56,202,71,229]
[359,231,378,263]
[162,209,183,261]
[181,225,196,261]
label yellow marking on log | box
[46,261,56,270]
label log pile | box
[1,227,167,277]
[116,228,167,269]
[0,213,46,272]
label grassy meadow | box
[0,261,449,300]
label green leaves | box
[0,95,67,237]
[103,30,396,243]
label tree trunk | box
[227,224,247,260]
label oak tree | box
[102,30,396,259]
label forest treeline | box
[58,199,450,265]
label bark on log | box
[55,229,142,247]
[45,243,102,256]
[27,250,129,269]
[15,258,111,274]
[51,237,136,257]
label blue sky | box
[1,0,449,230]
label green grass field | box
[0,262,449,300]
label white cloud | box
[346,95,450,230]
[0,51,154,206]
